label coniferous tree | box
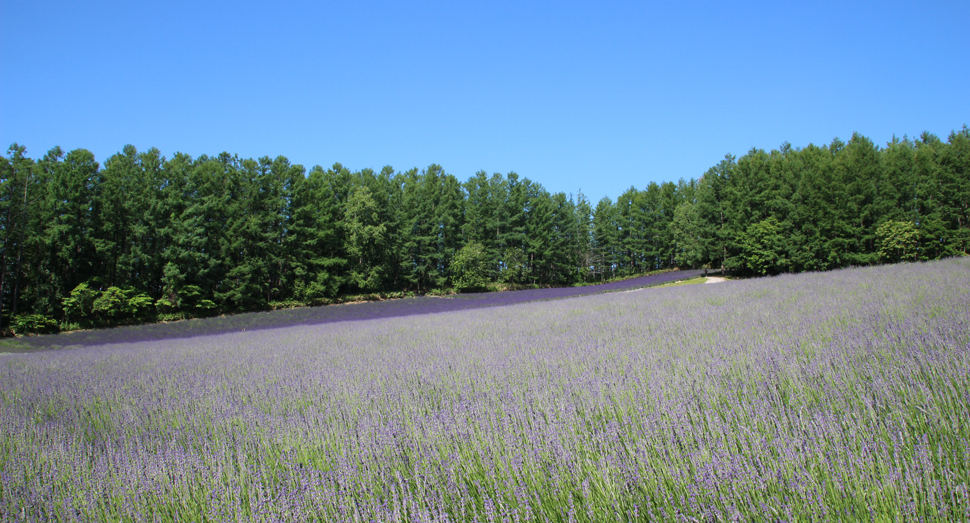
[433,170,464,287]
[0,145,41,325]
[217,155,269,310]
[835,133,881,265]
[155,152,222,317]
[789,144,834,271]
[500,173,529,284]
[655,181,682,269]
[695,155,736,271]
[368,166,407,290]
[462,171,492,248]
[548,192,579,285]
[485,173,510,279]
[524,185,555,284]
[671,179,703,269]
[288,164,347,302]
[592,197,619,281]
[615,187,643,275]
[93,145,141,288]
[400,167,435,292]
[573,191,595,282]
[938,126,970,254]
[398,165,462,290]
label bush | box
[63,282,157,327]
[269,300,304,310]
[63,282,99,323]
[10,314,59,336]
[92,286,155,324]
[452,242,490,292]
[876,220,920,263]
[157,312,188,322]
[156,285,219,318]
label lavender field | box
[1,260,969,522]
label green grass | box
[656,277,707,287]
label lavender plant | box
[1,260,968,521]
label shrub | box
[269,301,305,310]
[93,286,155,323]
[452,242,490,292]
[876,220,920,263]
[63,282,156,327]
[10,314,59,336]
[62,282,99,324]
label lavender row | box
[1,260,968,521]
[9,269,703,350]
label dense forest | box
[2,128,968,334]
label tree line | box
[1,127,968,334]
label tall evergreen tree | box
[548,191,579,285]
[671,179,703,269]
[524,185,555,284]
[573,191,595,282]
[0,145,40,326]
[592,197,619,281]
[938,126,970,254]
[288,164,348,302]
[695,155,736,271]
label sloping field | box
[1,261,968,521]
[2,270,704,351]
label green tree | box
[524,185,555,284]
[655,181,682,269]
[671,200,702,268]
[938,126,970,254]
[875,220,920,263]
[217,155,269,310]
[573,191,595,282]
[592,197,619,281]
[695,155,736,272]
[344,185,387,292]
[0,144,39,329]
[789,143,836,271]
[400,165,463,291]
[400,168,435,291]
[92,286,155,324]
[92,145,140,288]
[156,152,198,314]
[35,148,99,317]
[738,217,789,275]
[615,187,647,275]
[462,171,493,247]
[62,282,99,326]
[547,192,580,285]
[829,134,881,265]
[502,173,529,267]
[451,242,489,292]
[288,164,348,302]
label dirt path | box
[704,276,727,284]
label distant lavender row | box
[9,269,703,350]
[1,260,968,521]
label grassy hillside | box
[1,259,968,521]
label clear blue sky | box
[2,1,967,203]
